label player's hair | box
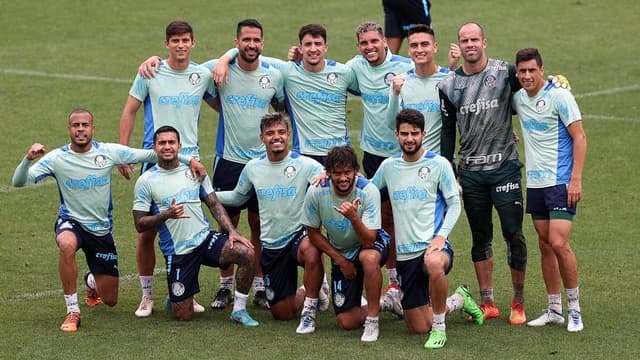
[68,108,94,123]
[396,108,425,131]
[237,19,263,38]
[407,24,436,39]
[153,125,181,143]
[298,24,327,42]
[355,21,383,41]
[166,20,193,41]
[515,48,543,67]
[260,112,290,133]
[458,22,484,40]
[325,146,359,173]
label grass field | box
[1,0,639,359]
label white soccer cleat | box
[567,309,584,332]
[296,307,317,334]
[135,296,154,318]
[319,283,330,312]
[360,317,379,342]
[527,308,565,327]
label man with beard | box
[12,109,204,332]
[215,113,327,335]
[138,19,286,310]
[371,109,484,349]
[301,145,403,342]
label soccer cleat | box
[455,285,484,325]
[211,288,233,310]
[253,290,270,310]
[192,298,205,313]
[296,308,317,334]
[381,285,404,319]
[135,296,154,318]
[508,301,526,325]
[567,309,584,332]
[318,283,330,312]
[527,308,565,327]
[480,301,500,320]
[424,329,447,349]
[230,309,260,327]
[360,317,379,342]
[60,312,81,332]
[84,272,102,307]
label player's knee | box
[102,296,117,307]
[336,313,361,330]
[471,241,493,262]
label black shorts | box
[526,185,576,220]
[213,157,259,217]
[382,0,432,38]
[261,229,307,305]
[396,242,453,310]
[54,218,119,277]
[331,230,390,314]
[165,231,227,302]
[362,152,390,202]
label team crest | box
[94,155,107,168]
[333,292,346,308]
[171,281,185,296]
[258,75,271,89]
[483,75,497,88]
[184,168,196,181]
[418,166,431,179]
[535,99,546,113]
[384,72,396,86]
[326,72,338,85]
[284,165,297,178]
[188,72,201,85]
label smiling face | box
[329,163,356,196]
[397,122,425,156]
[260,120,289,160]
[299,34,327,68]
[516,58,545,96]
[357,30,387,66]
[165,32,194,65]
[407,31,437,66]
[153,130,181,164]
[236,26,263,64]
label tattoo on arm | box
[204,192,235,233]
[133,209,166,233]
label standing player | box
[215,113,326,334]
[386,24,449,153]
[372,109,484,349]
[301,145,403,342]
[11,109,204,332]
[382,0,432,54]
[133,126,259,325]
[438,22,528,324]
[512,48,586,332]
[215,23,359,165]
[119,20,216,317]
[137,19,285,310]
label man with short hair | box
[11,109,204,332]
[512,48,586,332]
[119,20,217,317]
[372,108,484,349]
[301,145,403,342]
[132,126,258,325]
[215,113,326,334]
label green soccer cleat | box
[424,329,447,349]
[455,285,484,325]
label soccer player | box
[137,19,286,310]
[215,112,327,334]
[438,22,529,325]
[119,20,216,317]
[512,48,586,332]
[132,126,259,325]
[382,0,432,54]
[214,23,359,165]
[11,109,204,332]
[301,145,403,342]
[371,109,484,349]
[386,24,450,153]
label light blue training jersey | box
[133,163,215,256]
[128,61,216,157]
[371,151,461,261]
[301,176,381,260]
[346,49,412,157]
[216,151,324,250]
[512,83,582,188]
[260,56,359,156]
[12,142,159,236]
[201,58,285,164]
[387,66,450,153]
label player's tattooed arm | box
[203,192,237,234]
